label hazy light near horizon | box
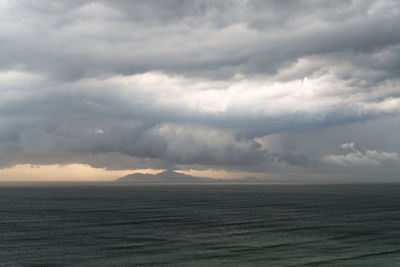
[1,1,400,181]
[0,164,158,182]
[0,164,270,182]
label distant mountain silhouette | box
[116,170,211,183]
[115,170,268,183]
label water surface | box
[1,184,400,266]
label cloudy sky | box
[1,0,399,181]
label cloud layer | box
[1,1,400,180]
[323,143,400,166]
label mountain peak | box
[115,171,270,184]
[116,170,202,183]
[159,170,179,175]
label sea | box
[1,184,400,266]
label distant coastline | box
[115,170,271,184]
[1,171,398,186]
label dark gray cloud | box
[2,0,399,81]
[0,1,400,180]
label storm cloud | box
[1,0,399,180]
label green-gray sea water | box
[1,184,400,266]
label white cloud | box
[322,145,400,167]
[69,71,400,119]
[340,143,355,150]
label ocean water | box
[1,184,400,266]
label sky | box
[0,0,399,182]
